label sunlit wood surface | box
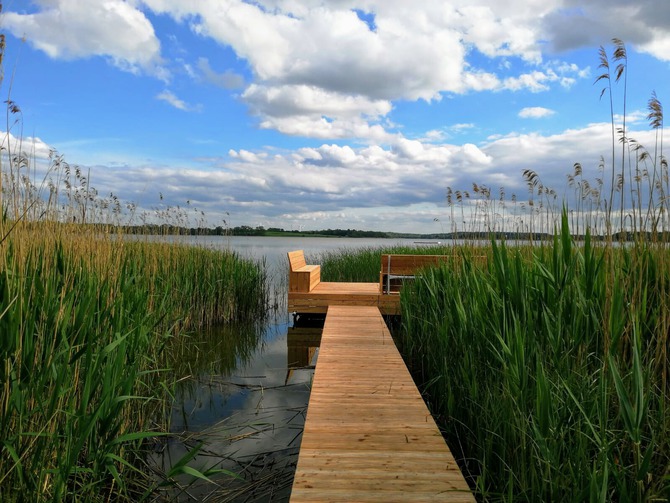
[290,305,474,502]
[288,281,401,315]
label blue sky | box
[1,0,669,233]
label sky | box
[1,0,669,233]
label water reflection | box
[152,319,324,502]
[168,323,264,431]
[285,325,322,385]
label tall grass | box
[0,226,268,501]
[399,217,669,500]
[1,235,166,501]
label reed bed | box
[317,223,669,500]
[0,223,268,501]
[399,218,669,500]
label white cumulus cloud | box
[519,107,556,118]
[4,0,165,77]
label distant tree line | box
[116,224,389,237]
[111,224,655,241]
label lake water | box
[149,236,421,501]
[148,234,422,269]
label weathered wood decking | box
[290,305,474,502]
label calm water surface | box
[150,236,419,501]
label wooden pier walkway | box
[290,305,474,502]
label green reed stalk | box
[0,229,268,502]
[397,213,668,500]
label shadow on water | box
[151,316,324,502]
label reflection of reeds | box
[153,377,307,501]
[168,322,264,398]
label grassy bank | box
[0,224,268,501]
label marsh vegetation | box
[0,61,269,501]
[0,227,268,501]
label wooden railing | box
[379,254,452,294]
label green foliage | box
[397,218,669,501]
[0,233,268,501]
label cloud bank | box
[3,1,670,231]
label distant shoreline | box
[116,225,654,242]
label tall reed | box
[0,227,268,501]
[399,216,669,500]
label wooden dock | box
[287,250,485,317]
[290,305,474,502]
[288,281,402,316]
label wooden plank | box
[288,282,401,315]
[379,254,488,294]
[380,254,452,275]
[313,282,380,293]
[379,254,487,274]
[290,305,474,502]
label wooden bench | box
[288,250,321,293]
[380,253,488,294]
[379,254,451,294]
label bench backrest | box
[380,254,450,275]
[288,250,307,271]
